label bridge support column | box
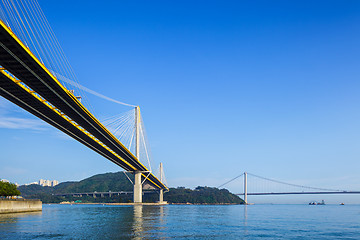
[159,189,164,202]
[133,106,143,203]
[157,162,166,204]
[244,172,248,204]
[133,171,142,203]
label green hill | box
[166,186,243,204]
[18,172,244,204]
[56,172,134,193]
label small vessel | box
[340,203,345,205]
[309,200,325,205]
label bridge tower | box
[133,106,142,203]
[159,162,164,203]
[244,172,248,204]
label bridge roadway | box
[0,20,167,191]
[236,191,360,196]
[55,191,155,197]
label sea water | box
[0,204,359,239]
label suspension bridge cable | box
[0,0,96,114]
[247,172,346,192]
[139,115,152,171]
[217,173,244,189]
[128,126,135,151]
[30,0,92,110]
[56,73,136,107]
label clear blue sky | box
[1,0,360,203]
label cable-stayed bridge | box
[0,0,167,203]
[219,172,360,204]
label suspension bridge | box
[0,0,167,203]
[219,172,360,204]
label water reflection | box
[159,205,165,225]
[131,205,168,239]
[0,210,43,238]
[0,210,42,223]
[244,205,248,224]
[0,211,42,226]
[132,205,143,239]
[243,205,248,235]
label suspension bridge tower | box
[244,172,248,204]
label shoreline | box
[57,202,169,206]
[49,202,242,206]
[0,199,42,214]
[170,203,242,205]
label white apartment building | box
[38,179,59,187]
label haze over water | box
[0,204,359,239]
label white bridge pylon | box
[133,106,142,203]
[104,106,167,203]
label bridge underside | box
[0,70,133,171]
[0,20,167,191]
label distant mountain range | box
[18,172,244,204]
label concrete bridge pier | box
[159,189,164,202]
[133,106,143,203]
[133,171,142,203]
[157,162,166,204]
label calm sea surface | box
[0,204,359,239]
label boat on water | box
[309,200,325,205]
[340,203,345,205]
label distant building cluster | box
[24,179,59,187]
[2,179,59,187]
[38,179,59,187]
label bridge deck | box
[0,20,167,190]
[55,191,157,197]
[237,191,360,196]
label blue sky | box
[1,0,360,203]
